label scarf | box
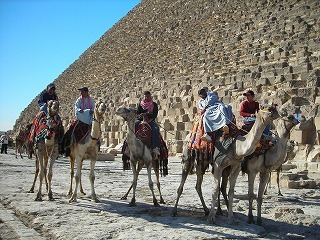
[81,96,92,110]
[140,98,154,113]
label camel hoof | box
[121,196,128,200]
[93,198,100,203]
[257,218,262,226]
[80,191,86,196]
[69,198,77,203]
[154,202,160,207]
[28,189,34,193]
[129,199,136,207]
[171,209,177,217]
[207,216,216,224]
[35,196,42,201]
[204,209,210,216]
[247,218,255,224]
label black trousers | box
[1,144,8,154]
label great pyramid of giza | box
[14,0,320,155]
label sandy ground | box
[0,148,319,240]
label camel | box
[241,113,299,225]
[15,123,33,159]
[264,139,297,196]
[115,107,165,206]
[28,100,64,201]
[67,100,107,203]
[207,104,280,224]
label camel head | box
[47,100,59,117]
[94,100,107,120]
[115,107,137,122]
[258,103,280,123]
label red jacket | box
[240,99,259,117]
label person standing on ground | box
[0,132,9,154]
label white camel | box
[241,113,299,225]
[29,100,64,201]
[207,105,279,224]
[115,107,164,206]
[68,100,106,203]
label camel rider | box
[240,90,275,145]
[199,88,233,142]
[38,83,58,115]
[75,87,95,125]
[136,91,161,155]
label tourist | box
[0,132,9,154]
[38,83,58,115]
[198,88,233,142]
[75,86,95,124]
[136,90,161,155]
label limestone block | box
[161,118,174,130]
[174,122,185,131]
[179,114,190,122]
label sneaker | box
[221,125,229,134]
[201,133,212,142]
[153,147,160,155]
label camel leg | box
[227,165,241,224]
[35,146,44,201]
[276,168,283,196]
[171,161,192,217]
[68,153,75,196]
[28,154,39,193]
[264,172,271,195]
[152,156,165,204]
[47,145,58,201]
[146,162,159,207]
[121,160,144,200]
[247,171,257,224]
[218,166,230,215]
[129,157,138,206]
[257,171,270,226]
[207,166,222,224]
[69,155,83,203]
[195,163,209,216]
[89,154,99,202]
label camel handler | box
[61,86,95,156]
[136,90,161,155]
[198,88,233,142]
[38,83,58,115]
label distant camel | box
[115,107,165,206]
[67,100,106,203]
[241,113,299,225]
[15,123,33,159]
[28,100,64,201]
[207,105,279,224]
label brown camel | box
[115,107,164,206]
[28,100,64,201]
[68,100,106,203]
[241,113,299,225]
[15,123,33,159]
[207,105,279,224]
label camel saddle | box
[134,122,168,160]
[68,119,91,144]
[28,111,63,144]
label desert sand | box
[0,148,319,239]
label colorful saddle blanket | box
[28,111,63,143]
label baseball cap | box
[78,87,88,92]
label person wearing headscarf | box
[75,87,95,125]
[136,90,161,155]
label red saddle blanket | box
[68,119,91,143]
[122,122,168,160]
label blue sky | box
[0,0,141,131]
